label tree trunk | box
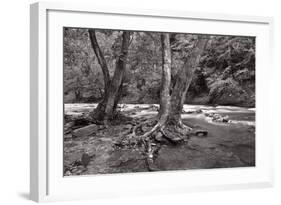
[88,29,111,94]
[113,80,124,112]
[140,35,209,143]
[168,36,209,125]
[158,33,172,125]
[74,90,82,102]
[138,33,171,139]
[102,31,130,121]
[88,30,131,122]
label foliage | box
[64,28,255,107]
[208,78,248,105]
[195,36,256,106]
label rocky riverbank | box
[64,104,255,176]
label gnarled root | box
[178,119,192,131]
[117,117,204,171]
[115,117,158,149]
[159,126,188,144]
[135,120,193,171]
[143,140,161,171]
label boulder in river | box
[205,112,229,123]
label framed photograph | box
[30,1,274,202]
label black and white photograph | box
[63,27,256,176]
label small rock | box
[72,160,82,167]
[65,122,74,129]
[155,132,164,142]
[205,112,229,123]
[64,133,72,139]
[222,117,229,123]
[74,169,83,175]
[64,122,74,135]
[149,105,159,111]
[164,135,183,143]
[81,153,91,168]
[123,124,133,130]
[71,168,78,173]
[171,137,183,143]
[97,125,107,130]
[72,124,98,138]
[195,130,208,137]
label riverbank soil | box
[63,104,255,176]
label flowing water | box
[65,103,255,126]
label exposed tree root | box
[143,123,192,171]
[113,115,208,171]
[142,138,162,171]
[178,119,193,131]
[117,118,195,171]
[139,122,163,140]
[126,117,158,138]
[160,125,188,144]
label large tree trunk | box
[139,35,209,144]
[102,31,130,122]
[134,33,172,171]
[138,33,171,139]
[168,36,209,125]
[158,34,172,125]
[88,30,131,122]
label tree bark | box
[88,29,111,93]
[137,34,172,171]
[136,35,208,142]
[102,31,130,121]
[168,36,209,125]
[88,30,131,122]
[139,33,171,139]
[113,80,124,112]
[158,33,172,124]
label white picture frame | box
[30,1,274,202]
